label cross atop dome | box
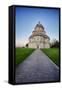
[38,21,40,24]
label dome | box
[29,22,50,40]
[35,21,44,30]
[32,22,45,36]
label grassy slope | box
[42,48,59,66]
[16,48,35,65]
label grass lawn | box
[42,48,59,66]
[16,48,35,65]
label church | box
[28,22,50,48]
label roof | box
[35,21,44,30]
[29,33,50,40]
[29,22,50,40]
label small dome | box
[32,22,45,36]
[35,21,44,30]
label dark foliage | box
[26,43,28,47]
[51,40,59,48]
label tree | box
[50,39,59,48]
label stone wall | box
[28,36,50,48]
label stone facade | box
[28,22,50,48]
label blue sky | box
[16,7,59,47]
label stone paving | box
[15,49,59,84]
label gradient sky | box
[15,7,59,47]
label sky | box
[16,6,59,47]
